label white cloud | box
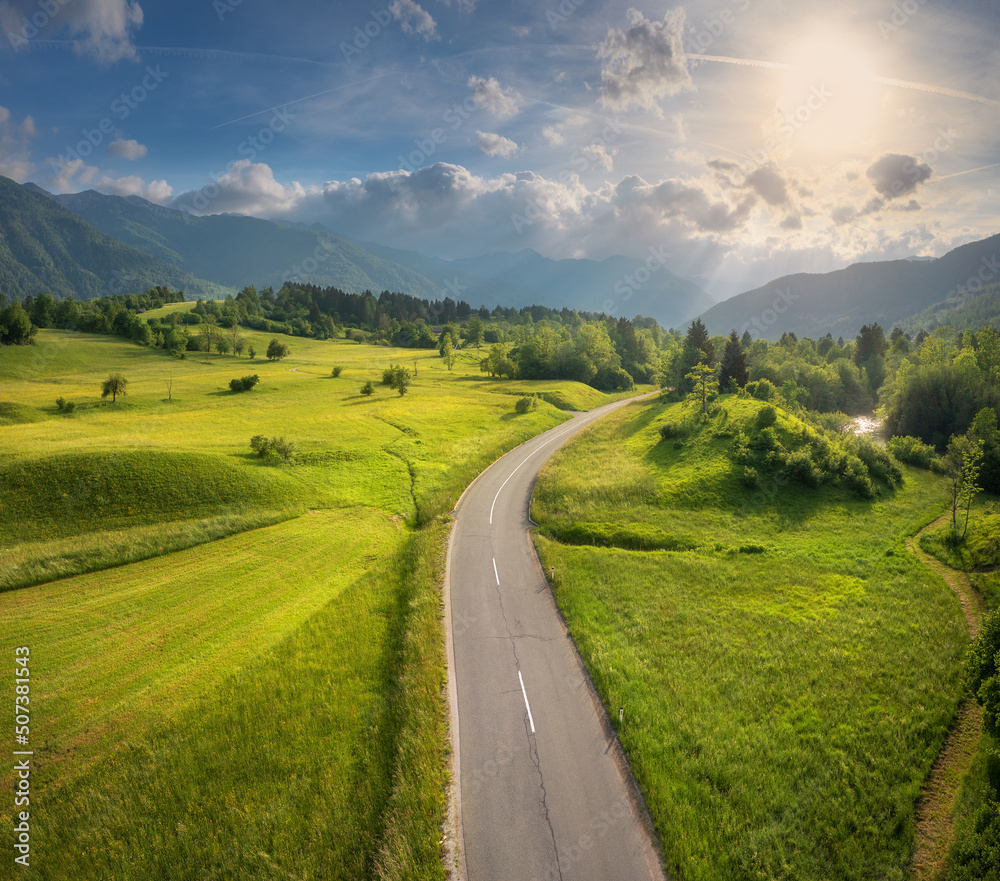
[542,126,565,147]
[598,8,692,114]
[0,107,35,180]
[0,0,143,62]
[582,143,615,172]
[41,154,171,202]
[106,137,147,160]
[389,0,439,41]
[468,75,521,119]
[477,130,519,158]
[169,160,314,217]
[19,115,37,137]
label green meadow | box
[532,395,970,881]
[0,319,640,879]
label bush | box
[360,380,375,396]
[845,435,902,487]
[55,397,66,411]
[331,365,343,377]
[745,378,778,401]
[229,375,259,393]
[842,455,876,498]
[742,466,760,489]
[659,421,689,440]
[515,396,537,414]
[249,435,295,464]
[755,405,778,429]
[382,364,411,396]
[886,435,938,469]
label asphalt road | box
[446,395,665,881]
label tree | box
[266,338,290,361]
[685,363,719,416]
[101,373,128,403]
[215,338,231,356]
[441,335,456,371]
[360,380,375,396]
[685,318,714,364]
[0,300,37,346]
[228,321,245,356]
[466,316,485,353]
[719,329,749,390]
[945,433,983,541]
[854,323,889,393]
[384,364,412,396]
[200,314,220,352]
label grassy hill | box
[532,394,966,880]
[0,321,642,880]
[0,177,230,301]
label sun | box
[771,31,883,157]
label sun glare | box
[773,31,883,156]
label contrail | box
[692,53,1000,107]
[935,162,1000,180]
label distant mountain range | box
[5,175,997,339]
[9,178,715,328]
[0,177,229,301]
[699,234,1000,339]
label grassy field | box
[532,394,969,880]
[0,321,638,879]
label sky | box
[0,0,998,296]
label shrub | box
[515,396,537,414]
[331,366,343,377]
[755,405,778,429]
[249,435,296,464]
[382,364,411,396]
[842,455,876,498]
[886,435,937,469]
[659,421,689,440]
[742,466,760,489]
[845,435,902,487]
[745,378,778,401]
[248,346,256,359]
[360,380,375,396]
[63,401,75,413]
[229,375,259,393]
[55,397,66,411]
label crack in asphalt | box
[491,539,563,880]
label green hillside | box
[532,394,967,880]
[0,325,641,880]
[0,177,230,301]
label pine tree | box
[684,318,714,364]
[719,329,749,390]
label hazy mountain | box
[699,233,1000,339]
[0,177,230,301]
[363,242,715,329]
[48,189,446,300]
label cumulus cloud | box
[41,154,171,202]
[476,131,519,158]
[745,164,790,206]
[866,152,932,200]
[169,160,313,217]
[598,8,691,113]
[541,126,565,147]
[0,0,143,62]
[389,0,439,41]
[106,137,147,160]
[468,75,520,119]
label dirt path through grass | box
[907,512,986,880]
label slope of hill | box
[48,189,446,300]
[699,233,1000,339]
[0,177,229,301]
[901,281,1000,334]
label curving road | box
[445,395,665,881]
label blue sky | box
[1,0,998,294]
